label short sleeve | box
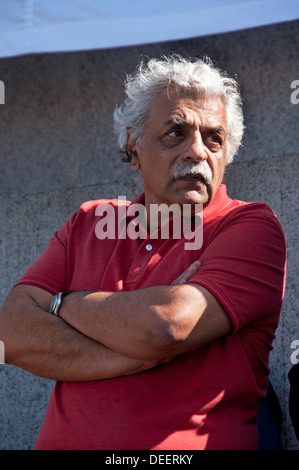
[15,211,78,295]
[188,203,286,332]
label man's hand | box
[171,260,201,285]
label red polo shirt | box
[16,184,286,450]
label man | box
[0,55,286,450]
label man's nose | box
[181,133,208,161]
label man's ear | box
[126,130,141,171]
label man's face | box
[128,89,228,213]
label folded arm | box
[0,284,166,381]
[59,261,232,360]
[0,261,232,380]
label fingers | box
[171,260,201,285]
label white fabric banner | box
[0,0,298,58]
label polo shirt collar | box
[127,183,232,222]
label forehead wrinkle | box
[163,105,202,128]
[163,116,192,127]
[147,92,228,139]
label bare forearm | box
[58,259,231,361]
[9,315,152,382]
[58,284,201,360]
[0,286,161,381]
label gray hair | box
[113,55,244,165]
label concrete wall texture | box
[0,19,298,450]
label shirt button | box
[146,244,153,251]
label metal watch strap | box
[49,291,72,317]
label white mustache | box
[172,161,213,184]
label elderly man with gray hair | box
[0,55,286,450]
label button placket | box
[124,238,163,285]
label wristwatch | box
[49,291,72,317]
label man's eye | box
[207,134,222,145]
[168,129,183,138]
